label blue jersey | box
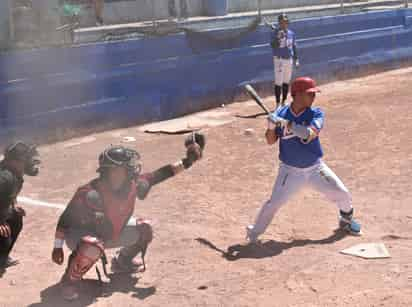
[274,105,324,168]
[270,27,297,59]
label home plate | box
[340,243,391,259]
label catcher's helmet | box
[97,146,141,178]
[278,13,289,22]
[4,141,41,176]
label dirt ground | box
[1,67,412,307]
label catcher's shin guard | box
[65,236,104,281]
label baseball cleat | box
[111,256,145,274]
[245,225,259,243]
[339,218,362,236]
[61,281,79,301]
[0,257,19,269]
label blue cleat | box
[339,209,362,236]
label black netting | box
[101,16,261,52]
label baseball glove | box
[184,132,206,164]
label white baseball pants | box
[274,56,293,86]
[250,160,352,237]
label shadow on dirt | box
[27,273,156,307]
[196,230,347,261]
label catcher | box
[51,133,205,301]
[0,142,41,270]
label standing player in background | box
[246,77,361,244]
[168,0,188,20]
[0,142,41,270]
[61,0,104,26]
[270,13,299,109]
[51,133,205,301]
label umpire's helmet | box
[97,146,141,179]
[4,141,41,176]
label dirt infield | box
[1,68,412,307]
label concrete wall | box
[1,9,412,142]
[97,0,362,23]
[103,0,203,24]
[228,0,341,12]
[0,1,11,49]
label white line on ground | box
[17,196,65,210]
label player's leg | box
[247,164,306,242]
[281,59,294,105]
[109,218,153,273]
[308,162,361,235]
[95,0,104,25]
[0,211,23,268]
[168,0,177,19]
[274,57,283,107]
[179,0,188,19]
[61,236,104,301]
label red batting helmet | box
[291,77,321,96]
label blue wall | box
[1,9,412,141]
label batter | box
[246,77,361,243]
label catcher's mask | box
[4,141,41,176]
[97,146,141,182]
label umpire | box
[0,141,41,269]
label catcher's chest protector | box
[97,181,137,241]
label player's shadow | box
[196,230,346,261]
[28,273,156,307]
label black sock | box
[282,83,289,103]
[168,0,177,17]
[274,85,281,104]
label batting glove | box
[268,113,289,128]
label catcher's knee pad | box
[66,236,104,281]
[136,219,153,246]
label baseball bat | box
[244,84,271,115]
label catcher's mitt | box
[184,132,206,165]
